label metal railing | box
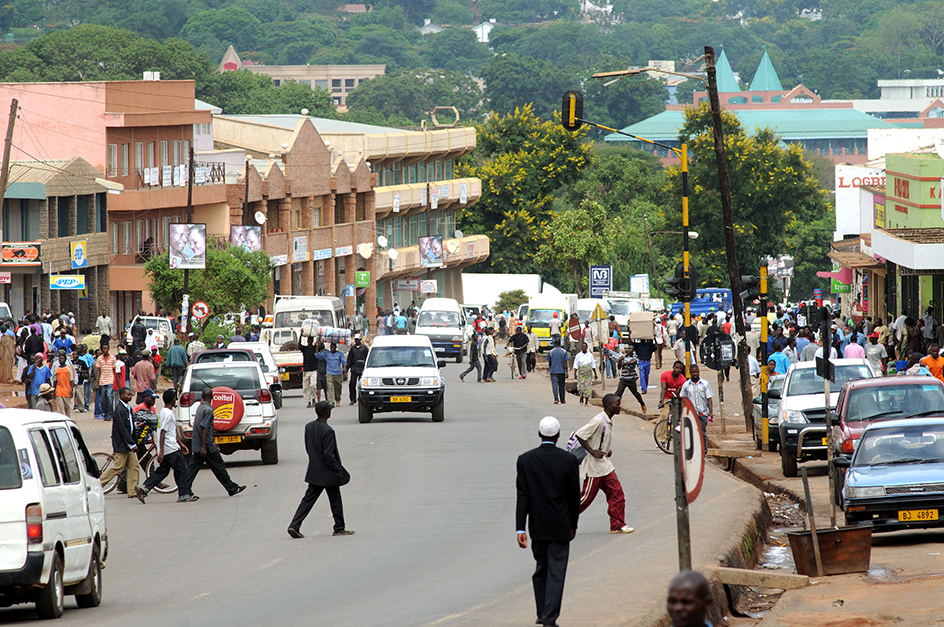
[134,161,226,189]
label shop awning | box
[827,251,885,270]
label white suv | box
[0,410,106,618]
[179,361,279,464]
[357,335,447,423]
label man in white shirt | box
[139,389,197,502]
[548,312,562,345]
[96,309,112,338]
[747,351,761,397]
[892,312,908,343]
[680,365,713,451]
[814,338,839,360]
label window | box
[50,428,80,484]
[111,222,119,254]
[0,426,21,490]
[446,210,454,238]
[70,427,100,479]
[162,216,173,245]
[108,144,118,177]
[393,216,402,248]
[332,79,341,88]
[315,79,328,90]
[97,193,107,233]
[417,162,426,184]
[136,220,145,248]
[160,141,169,167]
[445,158,454,179]
[418,214,426,238]
[173,140,181,166]
[392,161,402,185]
[298,79,310,86]
[408,215,417,245]
[312,196,322,227]
[409,164,417,184]
[122,220,132,254]
[121,143,129,176]
[147,142,155,168]
[29,429,59,487]
[134,142,144,172]
[427,161,434,182]
[57,197,68,238]
[77,196,88,235]
[273,79,281,87]
[435,158,443,181]
[345,78,355,88]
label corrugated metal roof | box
[605,108,901,143]
[7,159,73,184]
[221,114,405,135]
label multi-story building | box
[0,159,111,329]
[0,79,228,329]
[218,46,385,109]
[212,115,488,313]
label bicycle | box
[653,417,673,455]
[93,419,176,495]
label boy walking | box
[140,389,198,502]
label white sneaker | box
[611,526,635,534]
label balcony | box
[108,162,227,212]
[374,177,481,218]
[376,234,489,279]
[134,162,225,189]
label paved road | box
[1,362,761,626]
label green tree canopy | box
[179,6,265,58]
[480,53,576,119]
[537,200,620,298]
[345,68,482,124]
[495,289,528,312]
[421,28,491,74]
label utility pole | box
[760,264,770,448]
[181,146,195,339]
[704,46,754,422]
[242,157,251,226]
[0,99,19,232]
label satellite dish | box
[454,229,464,239]
[447,240,461,254]
[254,211,267,225]
[378,235,388,248]
[388,248,399,260]
[357,243,373,259]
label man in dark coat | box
[183,387,246,498]
[287,401,354,538]
[98,386,146,503]
[347,334,369,405]
[516,416,580,627]
[130,313,147,349]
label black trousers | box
[615,378,645,408]
[532,540,570,626]
[184,449,239,495]
[349,371,362,403]
[171,366,185,390]
[289,483,345,533]
[142,450,189,498]
[527,352,536,372]
[460,357,481,381]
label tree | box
[200,71,337,116]
[495,289,528,312]
[144,243,273,332]
[537,200,620,298]
[785,210,833,300]
[422,28,491,74]
[345,68,482,124]
[432,2,475,25]
[582,70,668,138]
[179,7,265,58]
[480,53,576,119]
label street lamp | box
[650,230,699,239]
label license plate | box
[822,437,829,446]
[898,509,938,522]
[390,396,412,403]
[214,435,243,444]
[280,372,289,380]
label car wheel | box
[431,400,445,422]
[769,440,778,453]
[754,431,763,451]
[36,552,64,619]
[76,544,102,608]
[456,352,463,364]
[261,440,279,465]
[358,403,373,424]
[273,390,283,410]
[781,447,798,478]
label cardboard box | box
[629,311,654,339]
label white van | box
[414,297,466,363]
[0,409,106,618]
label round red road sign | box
[679,397,705,504]
[211,386,244,431]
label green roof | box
[716,49,740,93]
[749,51,783,92]
[604,108,901,143]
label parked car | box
[125,315,173,349]
[830,376,944,505]
[750,374,785,452]
[774,358,876,477]
[357,335,446,423]
[178,361,279,464]
[839,417,944,531]
[194,344,283,409]
[0,409,106,618]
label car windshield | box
[609,301,643,315]
[854,423,944,467]
[418,311,460,327]
[366,346,437,368]
[271,330,296,346]
[528,309,560,325]
[138,318,166,331]
[0,304,11,318]
[845,384,944,422]
[194,352,253,364]
[0,426,22,490]
[274,309,334,328]
[187,366,260,392]
[787,365,873,396]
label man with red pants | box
[574,393,635,534]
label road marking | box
[258,557,284,570]
[190,593,210,600]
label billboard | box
[231,225,262,252]
[419,235,443,268]
[589,265,612,298]
[168,223,206,269]
[50,274,86,290]
[0,242,41,266]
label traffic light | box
[665,262,697,302]
[561,90,584,131]
[740,275,759,302]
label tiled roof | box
[716,49,740,93]
[749,50,783,92]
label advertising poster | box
[231,225,262,252]
[169,223,207,269]
[419,235,443,268]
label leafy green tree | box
[200,71,336,116]
[582,71,668,137]
[374,0,436,26]
[479,0,579,24]
[346,68,482,124]
[480,53,576,119]
[422,28,491,74]
[432,2,475,25]
[495,289,528,312]
[489,22,606,69]
[312,24,422,70]
[145,244,273,333]
[537,200,620,297]
[785,210,833,300]
[179,6,264,57]
[231,0,298,24]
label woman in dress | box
[572,342,598,407]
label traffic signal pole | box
[760,265,769,450]
[682,145,692,378]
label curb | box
[729,455,809,513]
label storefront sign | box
[874,199,885,229]
[49,274,85,290]
[459,182,467,204]
[0,242,41,266]
[70,240,87,269]
[335,245,353,257]
[0,273,11,284]
[466,241,476,259]
[355,271,370,287]
[293,236,309,262]
[270,254,288,267]
[344,284,355,297]
[396,277,420,291]
[393,191,400,213]
[311,247,332,261]
[420,280,438,294]
[831,278,852,294]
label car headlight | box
[361,377,382,388]
[418,376,442,387]
[846,486,885,498]
[451,335,462,342]
[782,410,808,423]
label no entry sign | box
[679,397,705,503]
[192,301,209,320]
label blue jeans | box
[82,380,91,411]
[605,357,618,378]
[98,386,114,420]
[551,373,566,402]
[638,360,651,394]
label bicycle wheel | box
[653,419,673,455]
[92,453,118,494]
[144,455,177,494]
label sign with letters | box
[70,240,88,269]
[589,265,612,299]
[49,275,85,290]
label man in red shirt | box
[659,360,687,422]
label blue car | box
[838,417,944,531]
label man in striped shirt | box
[95,344,117,421]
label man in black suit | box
[516,416,580,627]
[287,401,354,538]
[98,386,146,503]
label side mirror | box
[833,456,851,468]
[830,411,840,423]
[767,389,781,400]
[752,396,761,404]
[437,360,447,369]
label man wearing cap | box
[186,333,206,357]
[347,334,369,405]
[516,416,580,627]
[548,311,562,346]
[34,383,56,412]
[865,332,887,375]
